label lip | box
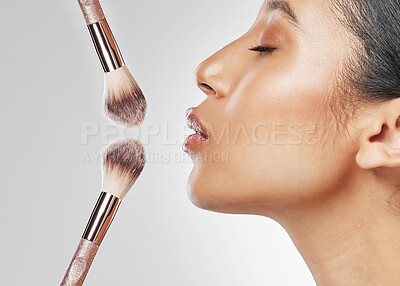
[184,108,209,151]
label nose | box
[195,39,246,99]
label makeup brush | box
[77,0,146,127]
[61,138,145,286]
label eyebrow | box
[262,0,301,29]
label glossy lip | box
[184,108,209,151]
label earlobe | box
[356,99,400,170]
[356,139,400,169]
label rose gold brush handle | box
[61,239,99,286]
[77,0,105,25]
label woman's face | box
[184,0,360,215]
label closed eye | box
[249,45,276,55]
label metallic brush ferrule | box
[82,191,121,246]
[88,19,125,73]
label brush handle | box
[78,0,105,25]
[61,238,99,286]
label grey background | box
[0,0,315,285]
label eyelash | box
[249,45,276,55]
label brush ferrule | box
[82,191,121,245]
[88,19,125,73]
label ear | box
[356,98,400,169]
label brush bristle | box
[104,66,147,127]
[102,138,145,199]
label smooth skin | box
[185,0,400,285]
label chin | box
[187,166,221,212]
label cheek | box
[227,53,336,121]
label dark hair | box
[332,0,400,102]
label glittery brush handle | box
[78,0,106,25]
[61,239,99,286]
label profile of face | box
[184,0,400,217]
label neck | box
[275,174,400,286]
